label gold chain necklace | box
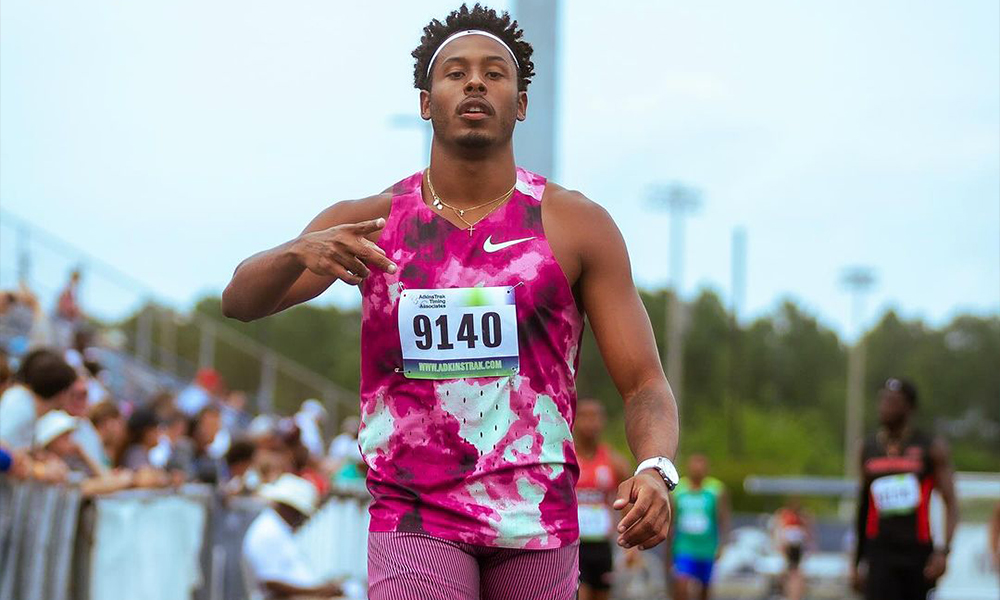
[425,169,516,235]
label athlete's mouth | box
[457,98,494,120]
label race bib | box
[678,512,710,535]
[398,287,519,379]
[871,473,920,514]
[578,503,612,540]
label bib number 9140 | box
[398,286,519,379]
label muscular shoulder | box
[542,182,616,230]
[541,182,623,284]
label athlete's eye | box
[487,72,502,79]
[447,71,464,79]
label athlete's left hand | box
[923,550,948,581]
[613,470,672,550]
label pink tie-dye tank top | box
[358,168,584,549]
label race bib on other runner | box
[398,287,519,379]
[578,503,612,540]
[678,512,710,535]
[871,473,920,514]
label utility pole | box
[727,227,747,453]
[841,266,876,478]
[648,183,701,412]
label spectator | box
[89,401,127,469]
[327,416,365,488]
[0,350,13,395]
[0,284,55,357]
[34,410,133,495]
[121,407,161,470]
[177,368,225,417]
[51,368,107,471]
[294,399,327,457]
[0,442,31,479]
[153,408,194,474]
[0,349,78,450]
[222,438,259,495]
[189,406,226,483]
[221,389,253,434]
[53,270,83,349]
[242,474,342,599]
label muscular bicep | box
[276,194,392,311]
[577,205,665,397]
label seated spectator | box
[33,410,132,495]
[242,474,342,599]
[0,349,78,450]
[89,402,128,469]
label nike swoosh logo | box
[483,235,536,253]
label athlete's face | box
[573,400,605,442]
[420,35,526,151]
[877,389,911,427]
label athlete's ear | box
[516,91,528,122]
[420,89,432,121]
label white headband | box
[425,30,519,79]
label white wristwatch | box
[634,457,679,491]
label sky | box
[1,0,997,339]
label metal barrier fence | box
[0,478,371,600]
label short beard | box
[455,131,494,149]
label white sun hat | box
[35,410,78,448]
[259,473,319,517]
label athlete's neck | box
[426,141,517,210]
[881,418,911,441]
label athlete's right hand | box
[293,218,397,285]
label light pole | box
[648,183,701,412]
[841,266,876,477]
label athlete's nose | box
[464,76,486,94]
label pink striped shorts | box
[367,531,580,600]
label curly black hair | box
[412,3,535,92]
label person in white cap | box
[34,410,132,494]
[242,474,343,598]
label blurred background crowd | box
[0,272,365,502]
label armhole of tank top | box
[381,175,420,243]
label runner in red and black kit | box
[573,399,633,600]
[852,378,959,600]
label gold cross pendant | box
[468,225,474,237]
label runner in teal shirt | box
[669,455,730,600]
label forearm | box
[222,240,305,322]
[943,497,958,549]
[622,377,678,462]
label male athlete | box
[222,5,679,599]
[573,398,632,600]
[852,378,958,600]
[668,454,729,600]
